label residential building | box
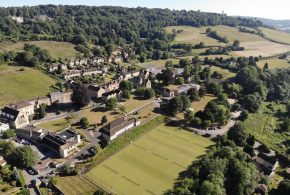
[1,107,29,129]
[82,68,103,76]
[0,156,7,167]
[102,90,122,101]
[41,129,81,158]
[0,122,9,134]
[255,153,279,176]
[101,118,140,141]
[87,85,106,99]
[32,158,53,174]
[12,102,34,117]
[15,126,47,143]
[63,70,82,81]
[50,91,72,104]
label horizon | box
[1,0,290,20]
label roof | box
[1,107,19,120]
[257,153,277,166]
[13,102,32,109]
[50,92,62,98]
[102,89,121,97]
[102,118,136,137]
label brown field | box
[260,27,290,44]
[231,41,290,57]
[257,59,290,70]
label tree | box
[207,83,223,96]
[80,117,89,129]
[238,109,249,121]
[106,98,118,110]
[263,63,269,71]
[180,95,191,111]
[187,88,200,101]
[60,164,78,176]
[168,96,183,115]
[144,88,155,99]
[227,122,249,146]
[2,129,16,139]
[160,68,174,85]
[176,77,184,85]
[240,92,262,113]
[233,40,240,48]
[12,146,38,168]
[123,90,131,99]
[277,179,290,195]
[184,109,195,124]
[101,115,108,125]
[119,80,133,91]
[72,85,91,107]
[39,103,46,118]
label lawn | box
[138,58,180,69]
[210,66,236,79]
[0,41,78,60]
[0,64,56,107]
[55,176,97,195]
[243,102,289,158]
[36,118,70,132]
[257,59,290,70]
[85,124,213,195]
[260,27,290,44]
[81,107,120,126]
[122,96,154,113]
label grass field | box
[257,59,290,69]
[0,41,78,60]
[55,176,97,195]
[138,58,180,69]
[210,66,236,79]
[243,102,289,157]
[36,118,70,132]
[122,96,153,113]
[260,27,290,44]
[0,64,56,107]
[85,124,213,195]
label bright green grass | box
[0,64,56,107]
[257,59,290,70]
[0,41,78,60]
[260,27,290,44]
[85,124,213,195]
[36,118,70,132]
[55,176,97,195]
[243,102,289,157]
[138,58,180,69]
[210,66,236,79]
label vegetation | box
[36,118,70,132]
[260,27,290,44]
[80,117,89,129]
[105,98,118,111]
[257,59,290,70]
[2,129,16,139]
[85,123,213,194]
[72,85,91,107]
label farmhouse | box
[41,129,81,158]
[0,107,29,129]
[101,118,140,141]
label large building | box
[101,118,140,141]
[16,126,47,143]
[41,129,81,158]
[1,107,30,129]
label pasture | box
[85,124,213,195]
[260,27,290,44]
[210,66,236,79]
[0,64,56,107]
[0,41,78,60]
[55,176,97,195]
[257,59,290,70]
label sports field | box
[85,124,213,195]
[260,27,290,44]
[257,59,290,70]
[55,176,97,195]
[0,64,56,107]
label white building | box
[0,122,9,134]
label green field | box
[260,27,290,44]
[85,124,213,195]
[0,41,78,60]
[243,102,289,157]
[36,118,70,132]
[257,59,290,69]
[210,66,236,79]
[0,64,56,107]
[55,176,97,195]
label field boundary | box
[257,27,290,46]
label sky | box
[1,0,289,20]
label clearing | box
[257,59,290,70]
[0,41,78,60]
[84,124,213,195]
[55,176,97,195]
[243,102,289,158]
[259,27,290,44]
[0,64,56,107]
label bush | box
[80,117,89,129]
[2,129,16,139]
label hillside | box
[259,27,290,44]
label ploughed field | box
[84,124,213,195]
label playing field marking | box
[172,162,187,169]
[157,129,170,135]
[103,165,118,174]
[122,176,140,186]
[132,143,147,151]
[152,152,168,161]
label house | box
[147,68,162,77]
[10,16,24,23]
[50,91,72,104]
[63,70,82,81]
[102,90,122,101]
[1,107,29,129]
[62,91,73,104]
[173,68,184,77]
[0,156,7,167]
[15,126,47,143]
[41,129,81,158]
[48,64,58,72]
[82,68,103,76]
[87,85,106,99]
[35,96,51,108]
[0,122,9,134]
[255,153,279,176]
[32,158,53,174]
[11,102,35,117]
[101,118,140,141]
[131,77,151,88]
[176,84,200,95]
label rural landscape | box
[0,1,290,195]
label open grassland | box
[260,27,290,44]
[165,26,224,46]
[243,102,289,158]
[210,66,236,79]
[231,41,290,57]
[0,41,78,60]
[257,59,290,70]
[138,58,180,69]
[85,124,213,195]
[0,64,56,107]
[55,176,97,195]
[36,118,70,132]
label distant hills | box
[258,18,290,32]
